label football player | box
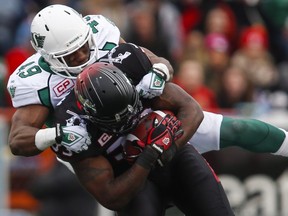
[51,60,234,215]
[7,4,288,161]
[7,4,173,156]
[81,42,288,158]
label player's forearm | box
[152,83,204,148]
[72,157,151,211]
[175,96,203,148]
[101,164,150,210]
[9,125,42,156]
[9,105,50,156]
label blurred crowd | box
[1,0,288,113]
[2,0,288,215]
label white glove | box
[60,125,92,153]
[136,63,169,99]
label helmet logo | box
[77,93,97,115]
[115,114,121,122]
[31,32,46,48]
[67,35,81,47]
[8,85,16,98]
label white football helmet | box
[30,4,98,78]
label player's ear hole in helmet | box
[30,4,98,78]
[75,62,143,134]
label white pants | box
[188,111,223,154]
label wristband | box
[35,127,57,150]
[157,143,177,167]
[55,123,63,144]
[153,63,170,81]
[136,146,159,169]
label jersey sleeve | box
[98,43,153,85]
[84,15,121,58]
[7,53,75,109]
[7,53,51,108]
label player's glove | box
[136,114,183,169]
[146,114,182,153]
[55,124,92,153]
[123,138,144,164]
[136,63,170,99]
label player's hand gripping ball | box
[123,110,183,164]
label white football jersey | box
[7,15,121,109]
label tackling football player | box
[7,5,288,164]
[7,4,173,156]
[51,61,234,215]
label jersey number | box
[18,62,42,78]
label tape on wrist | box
[153,63,170,81]
[35,127,57,151]
[136,146,159,169]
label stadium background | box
[1,0,288,215]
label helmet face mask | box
[75,62,143,134]
[89,96,143,134]
[30,4,98,78]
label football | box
[128,110,175,142]
[123,110,175,163]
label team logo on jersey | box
[107,51,131,64]
[8,85,16,98]
[53,79,74,97]
[31,33,45,48]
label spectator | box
[0,0,24,55]
[173,59,219,112]
[181,32,231,93]
[204,4,237,46]
[204,33,231,92]
[190,2,238,51]
[217,64,254,109]
[81,0,131,38]
[126,1,172,64]
[231,25,279,89]
[127,0,184,65]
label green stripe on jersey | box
[101,42,117,51]
[38,57,53,73]
[38,87,52,107]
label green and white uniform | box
[7,15,120,110]
[6,14,288,157]
[189,111,288,157]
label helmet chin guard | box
[30,4,98,78]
